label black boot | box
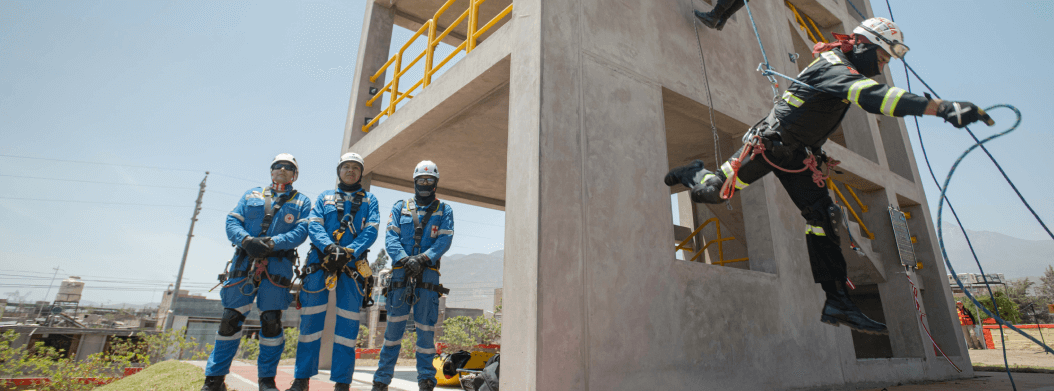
[259,377,280,391]
[419,378,437,391]
[714,0,745,30]
[200,376,227,391]
[689,173,727,204]
[821,292,888,335]
[285,378,310,391]
[371,381,389,391]
[334,383,350,391]
[693,10,720,29]
[665,160,708,188]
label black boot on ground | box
[419,378,437,391]
[693,10,720,29]
[664,160,707,188]
[820,292,888,335]
[200,376,227,391]
[285,378,309,391]
[333,383,350,391]
[259,377,280,391]
[371,381,389,391]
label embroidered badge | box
[284,214,295,224]
[431,225,439,238]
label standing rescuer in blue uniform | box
[286,152,380,391]
[201,153,313,391]
[665,18,992,335]
[371,160,454,391]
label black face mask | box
[337,181,361,193]
[847,43,882,77]
[414,180,437,206]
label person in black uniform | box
[665,17,991,334]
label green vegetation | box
[94,360,205,391]
[436,315,501,353]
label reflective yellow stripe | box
[880,87,907,116]
[821,51,843,65]
[806,225,827,236]
[847,79,878,107]
[720,162,749,190]
[782,91,804,107]
[808,56,824,68]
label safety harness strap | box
[332,189,366,242]
[259,188,297,236]
[228,269,292,288]
[390,280,449,295]
[408,198,441,263]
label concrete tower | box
[341,0,969,389]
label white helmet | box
[413,160,439,179]
[271,153,299,171]
[854,17,908,59]
[338,152,364,169]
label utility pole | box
[164,172,208,330]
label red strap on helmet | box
[811,32,872,55]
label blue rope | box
[846,0,868,20]
[936,105,1054,356]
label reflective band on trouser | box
[383,339,401,347]
[415,322,435,332]
[298,330,322,343]
[337,307,362,321]
[720,162,749,190]
[387,314,410,323]
[847,79,879,107]
[259,335,285,346]
[782,91,804,107]
[416,345,436,355]
[335,335,357,348]
[300,304,326,316]
[205,330,243,377]
[880,87,907,116]
[806,225,827,236]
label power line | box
[0,197,231,209]
[0,174,200,190]
[0,154,259,184]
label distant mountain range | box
[941,227,1053,280]
[439,250,503,310]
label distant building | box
[948,273,1008,298]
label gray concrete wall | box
[344,0,968,389]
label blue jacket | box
[226,187,313,265]
[385,198,454,267]
[306,188,380,263]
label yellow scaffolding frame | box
[826,178,874,240]
[785,1,828,45]
[363,0,514,132]
[675,217,748,266]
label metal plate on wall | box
[888,206,916,267]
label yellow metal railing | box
[363,0,514,132]
[675,218,748,266]
[786,1,828,45]
[826,178,874,240]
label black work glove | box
[244,236,274,258]
[402,255,424,279]
[321,244,352,272]
[936,101,989,128]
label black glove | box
[402,255,424,279]
[321,244,352,272]
[244,236,274,258]
[936,101,988,128]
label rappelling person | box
[201,153,313,391]
[694,0,745,31]
[285,152,380,391]
[664,17,992,335]
[371,160,454,391]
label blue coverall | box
[292,188,380,384]
[205,187,312,378]
[373,198,454,385]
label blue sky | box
[0,0,1050,306]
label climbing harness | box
[291,188,374,308]
[387,198,448,310]
[719,132,838,200]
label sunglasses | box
[271,163,296,172]
[415,177,437,186]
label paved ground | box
[184,360,457,391]
[971,347,1054,369]
[859,372,1054,390]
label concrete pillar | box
[341,2,396,154]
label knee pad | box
[260,310,283,338]
[219,308,246,337]
[689,172,727,204]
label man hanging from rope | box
[664,17,991,335]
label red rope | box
[720,136,838,200]
[906,273,963,373]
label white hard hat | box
[339,152,364,169]
[271,153,299,171]
[854,17,908,59]
[413,160,439,179]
